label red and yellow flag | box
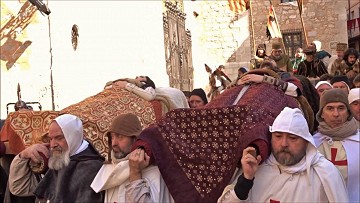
[267,5,282,38]
[228,0,249,14]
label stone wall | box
[184,0,251,83]
[251,0,348,56]
[185,0,348,89]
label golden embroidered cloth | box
[0,111,59,154]
[59,88,158,158]
[1,88,163,158]
[135,83,299,202]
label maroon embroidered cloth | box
[135,83,299,202]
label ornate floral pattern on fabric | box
[1,87,163,158]
[135,83,299,202]
[60,88,158,158]
[0,111,59,154]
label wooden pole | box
[249,0,256,56]
[297,0,309,46]
[299,13,308,45]
[47,15,55,111]
[269,2,286,52]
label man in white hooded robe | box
[218,107,348,203]
[8,114,104,202]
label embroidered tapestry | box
[135,83,299,202]
[1,87,163,158]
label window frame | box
[281,29,303,59]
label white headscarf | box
[269,107,322,184]
[315,81,332,90]
[348,88,360,104]
[54,114,88,156]
[269,107,314,146]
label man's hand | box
[19,143,50,163]
[237,74,264,86]
[113,80,128,88]
[241,147,261,180]
[128,149,150,182]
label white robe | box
[90,159,174,203]
[314,130,360,202]
[218,144,349,203]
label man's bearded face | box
[48,146,70,170]
[272,145,306,166]
[111,133,135,159]
[348,55,357,65]
[112,144,132,159]
[272,50,282,60]
[271,132,307,166]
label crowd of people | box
[0,40,359,203]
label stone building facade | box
[251,0,348,57]
[184,0,348,81]
[163,1,194,91]
[183,0,252,83]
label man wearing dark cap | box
[250,44,268,69]
[268,41,293,73]
[330,75,351,94]
[330,42,347,75]
[314,89,359,202]
[297,45,328,81]
[189,88,208,108]
[91,113,174,202]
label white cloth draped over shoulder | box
[154,87,189,109]
[91,159,130,202]
[90,157,174,203]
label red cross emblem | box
[330,148,348,166]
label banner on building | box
[347,19,356,31]
[267,5,282,39]
[228,0,249,14]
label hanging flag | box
[347,19,356,31]
[228,0,249,14]
[297,0,303,15]
[267,5,282,39]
